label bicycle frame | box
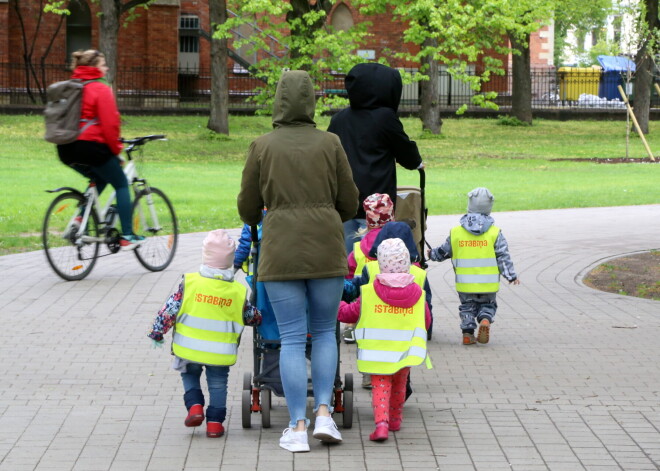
[73,152,160,245]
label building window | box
[66,0,92,62]
[179,15,200,73]
[331,3,354,32]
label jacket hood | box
[369,221,420,262]
[460,213,494,235]
[345,63,402,111]
[272,70,317,128]
[359,228,381,258]
[374,278,422,309]
[71,66,106,81]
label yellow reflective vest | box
[356,284,429,374]
[353,241,369,278]
[450,225,500,293]
[172,273,246,366]
[365,260,427,289]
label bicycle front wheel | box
[132,186,178,271]
[42,192,100,281]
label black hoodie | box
[328,63,423,219]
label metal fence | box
[0,62,652,113]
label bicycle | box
[42,134,179,281]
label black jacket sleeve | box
[382,111,422,170]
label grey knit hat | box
[467,187,494,215]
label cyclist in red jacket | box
[55,49,144,249]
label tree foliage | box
[214,0,372,113]
[358,0,515,113]
[553,0,613,66]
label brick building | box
[0,0,553,107]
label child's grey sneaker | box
[342,325,356,344]
[362,373,372,389]
[279,428,310,452]
[312,415,342,443]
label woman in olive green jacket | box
[238,70,358,452]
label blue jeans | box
[264,277,343,428]
[343,218,367,254]
[70,158,133,236]
[181,363,229,423]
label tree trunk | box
[419,37,442,134]
[208,0,229,134]
[99,0,120,85]
[633,0,659,134]
[510,33,533,124]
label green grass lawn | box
[1,113,659,255]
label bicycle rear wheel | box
[132,186,178,271]
[42,192,100,281]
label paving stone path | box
[1,205,659,471]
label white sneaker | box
[279,428,310,453]
[312,415,342,443]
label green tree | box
[553,0,612,67]
[214,0,371,113]
[633,0,660,134]
[500,0,555,124]
[358,0,515,134]
[357,0,557,130]
[208,0,229,134]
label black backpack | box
[44,79,97,145]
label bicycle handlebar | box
[119,135,167,159]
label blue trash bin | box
[597,55,635,100]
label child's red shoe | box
[389,418,402,431]
[369,421,389,441]
[206,421,224,438]
[184,404,204,427]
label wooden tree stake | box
[618,85,656,161]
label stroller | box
[241,226,354,429]
[395,168,429,268]
[395,168,433,340]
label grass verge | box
[1,114,659,255]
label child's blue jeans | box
[181,363,229,423]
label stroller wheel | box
[342,390,353,429]
[344,373,353,392]
[243,372,252,390]
[261,389,271,428]
[242,389,252,428]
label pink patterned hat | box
[363,193,394,229]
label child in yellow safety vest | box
[343,193,395,389]
[148,229,261,438]
[427,187,520,346]
[338,237,432,442]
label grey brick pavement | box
[0,205,659,471]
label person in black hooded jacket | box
[328,63,424,254]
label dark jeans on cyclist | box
[57,140,135,236]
